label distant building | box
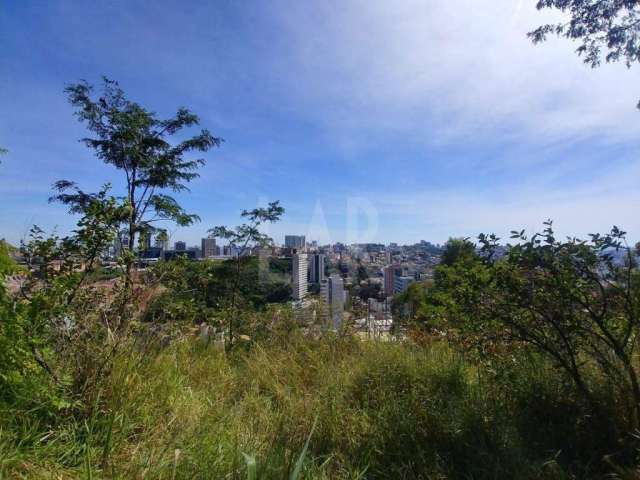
[321,274,345,329]
[222,245,243,257]
[113,231,130,258]
[394,275,415,295]
[292,253,308,300]
[308,253,325,284]
[174,241,186,251]
[383,264,401,297]
[154,237,169,251]
[285,235,306,250]
[201,237,217,258]
[187,246,201,259]
[332,242,347,254]
[140,247,163,265]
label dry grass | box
[0,333,634,479]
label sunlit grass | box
[0,333,632,479]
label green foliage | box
[0,230,81,413]
[484,223,640,430]
[3,217,638,478]
[146,256,292,326]
[0,241,42,406]
[1,335,628,479]
[269,256,292,275]
[412,222,640,444]
[355,260,368,283]
[530,0,640,69]
[391,281,430,324]
[357,281,380,301]
[290,415,318,480]
[52,77,221,275]
[439,237,478,267]
[530,1,640,108]
[209,201,285,255]
[208,202,285,349]
[0,184,142,418]
[0,240,16,275]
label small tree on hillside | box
[209,201,284,349]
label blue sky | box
[2,0,640,246]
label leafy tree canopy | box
[210,201,285,255]
[439,237,478,267]
[51,77,221,271]
[530,1,640,70]
[414,221,640,432]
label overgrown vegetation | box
[3,216,640,478]
[3,70,640,478]
[4,323,637,479]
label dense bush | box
[144,256,292,344]
[394,223,640,473]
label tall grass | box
[0,332,635,479]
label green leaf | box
[290,415,318,480]
[242,452,257,480]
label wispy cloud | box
[267,0,640,147]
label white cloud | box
[269,0,640,146]
[241,0,640,243]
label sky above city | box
[2,1,640,246]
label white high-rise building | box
[321,274,345,329]
[292,253,309,300]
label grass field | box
[1,330,632,479]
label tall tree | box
[52,77,221,281]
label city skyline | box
[2,1,640,246]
